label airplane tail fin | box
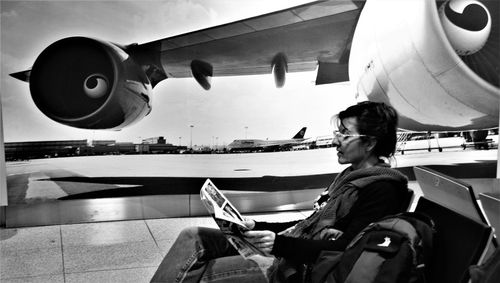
[292,127,307,139]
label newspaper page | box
[200,179,266,259]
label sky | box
[0,0,357,147]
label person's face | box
[333,117,373,170]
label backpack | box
[311,212,435,283]
[469,245,500,283]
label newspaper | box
[200,179,266,259]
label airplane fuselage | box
[228,138,305,152]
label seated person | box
[151,101,409,283]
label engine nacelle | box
[29,37,152,130]
[349,0,499,132]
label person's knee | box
[179,226,200,240]
[177,227,224,250]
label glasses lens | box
[333,131,344,140]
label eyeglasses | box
[333,130,369,141]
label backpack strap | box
[344,251,386,283]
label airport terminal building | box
[4,140,87,161]
[4,137,186,161]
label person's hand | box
[244,230,276,255]
[242,217,256,230]
[319,228,343,240]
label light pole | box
[216,137,219,151]
[178,136,182,146]
[190,125,194,150]
[245,126,248,138]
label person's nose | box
[332,135,341,147]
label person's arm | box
[270,181,404,263]
[242,216,302,234]
[271,235,343,262]
[253,220,301,234]
[243,220,301,255]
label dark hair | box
[335,101,399,158]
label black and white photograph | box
[1,0,499,282]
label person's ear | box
[364,137,377,153]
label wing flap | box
[136,1,363,81]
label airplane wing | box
[129,0,364,88]
[10,0,364,130]
[10,0,500,132]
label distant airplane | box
[228,127,307,152]
[10,0,499,133]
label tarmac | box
[1,148,498,282]
[5,147,497,205]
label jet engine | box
[28,37,152,130]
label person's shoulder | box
[364,179,406,194]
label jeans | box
[150,227,271,283]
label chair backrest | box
[479,192,500,237]
[413,166,488,224]
[415,197,493,283]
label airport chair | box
[413,166,488,224]
[479,192,500,237]
[414,197,494,283]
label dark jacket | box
[254,180,408,264]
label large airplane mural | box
[10,0,500,132]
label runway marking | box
[26,172,68,200]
